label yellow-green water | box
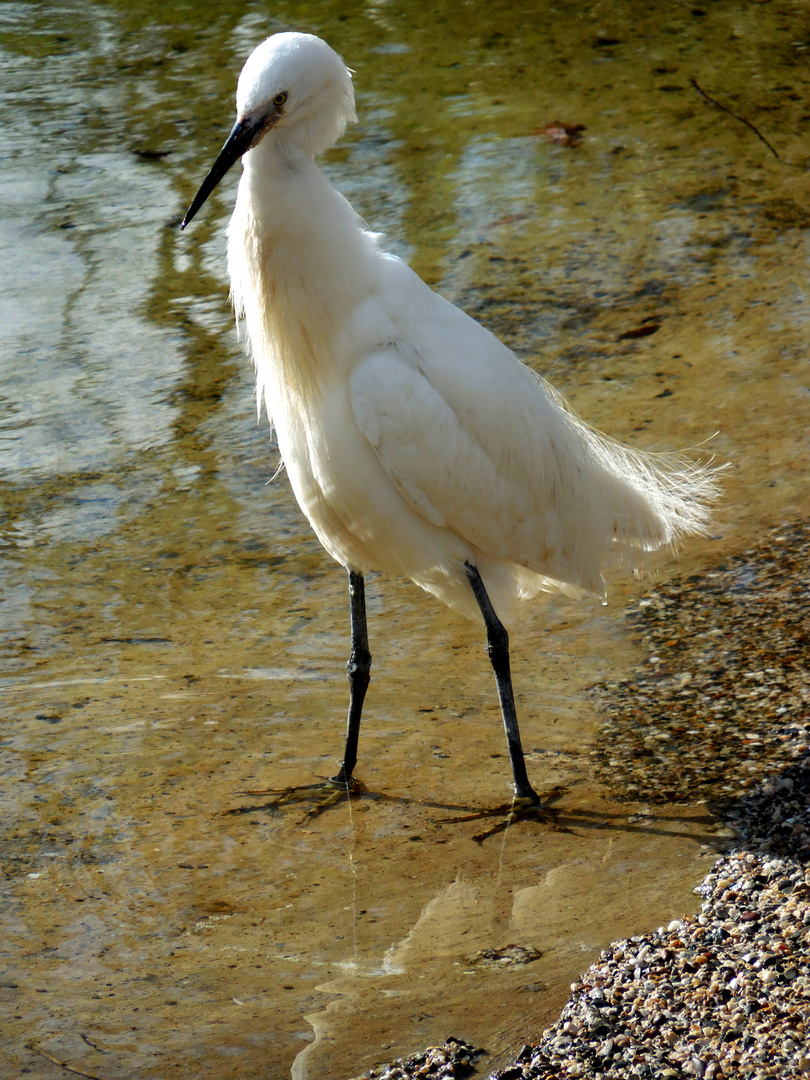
[2,1,809,1077]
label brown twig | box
[79,1033,108,1054]
[690,76,780,159]
[25,1042,110,1080]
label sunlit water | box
[2,1,809,1077]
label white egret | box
[182,32,719,808]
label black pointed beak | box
[181,114,266,229]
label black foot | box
[224,777,365,823]
[327,767,359,788]
[436,785,568,843]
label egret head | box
[182,32,355,229]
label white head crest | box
[236,32,356,156]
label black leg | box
[330,570,371,786]
[465,562,540,804]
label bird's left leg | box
[330,569,371,788]
[464,562,541,805]
[225,570,370,821]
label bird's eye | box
[273,91,288,107]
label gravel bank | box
[590,522,810,807]
[490,757,810,1080]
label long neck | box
[227,138,378,418]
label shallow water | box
[2,0,809,1077]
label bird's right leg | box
[464,562,541,805]
[330,569,371,787]
[431,563,568,841]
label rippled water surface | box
[2,1,809,1077]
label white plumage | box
[183,32,719,804]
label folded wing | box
[349,303,717,603]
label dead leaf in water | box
[618,322,661,340]
[534,121,586,147]
[465,943,543,968]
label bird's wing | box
[350,259,713,594]
[349,338,565,565]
